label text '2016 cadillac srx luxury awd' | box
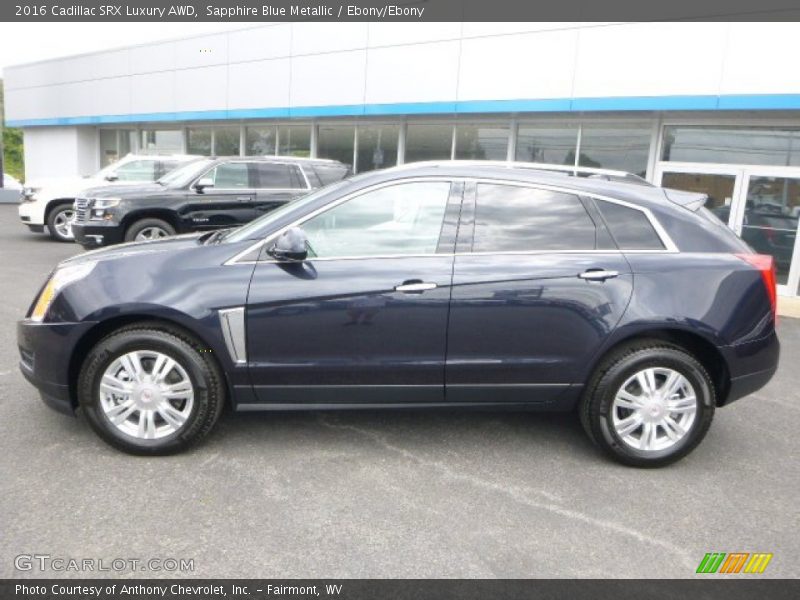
[18,162,779,466]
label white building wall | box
[22,128,99,181]
[5,22,800,124]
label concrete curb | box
[779,296,800,319]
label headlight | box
[30,262,96,322]
[22,187,40,201]
[89,197,121,220]
[92,197,121,209]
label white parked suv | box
[18,154,199,241]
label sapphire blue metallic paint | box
[18,164,779,423]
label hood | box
[62,232,204,266]
[27,175,105,196]
[79,182,168,199]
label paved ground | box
[0,204,797,579]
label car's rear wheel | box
[47,203,76,242]
[125,218,176,243]
[580,341,715,468]
[78,324,225,455]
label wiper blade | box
[203,228,233,245]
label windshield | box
[224,179,351,243]
[157,159,213,187]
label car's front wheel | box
[47,203,76,242]
[78,324,225,455]
[580,341,715,468]
[125,218,176,243]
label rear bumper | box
[72,221,124,247]
[720,329,780,405]
[17,319,96,416]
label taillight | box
[736,253,777,321]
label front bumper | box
[72,221,125,248]
[17,319,96,416]
[18,199,44,226]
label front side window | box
[207,162,250,188]
[595,199,665,250]
[473,184,596,252]
[113,159,157,182]
[300,181,451,258]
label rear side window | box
[252,163,304,189]
[158,160,182,178]
[473,184,597,252]
[595,199,665,250]
[313,163,350,186]
[114,160,157,182]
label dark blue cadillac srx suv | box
[17,162,780,466]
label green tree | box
[0,78,25,181]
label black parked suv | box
[20,162,779,466]
[71,156,350,247]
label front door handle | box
[578,269,619,281]
[236,196,251,202]
[395,281,438,293]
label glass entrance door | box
[736,171,800,293]
[656,163,800,295]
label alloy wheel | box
[611,367,697,452]
[134,226,170,241]
[98,350,195,440]
[54,209,76,240]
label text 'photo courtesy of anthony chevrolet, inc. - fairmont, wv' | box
[0,1,799,598]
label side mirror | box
[195,177,214,192]
[268,227,309,262]
[105,172,119,182]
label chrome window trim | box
[218,307,247,365]
[467,177,678,253]
[223,176,678,266]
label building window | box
[516,123,579,165]
[278,125,311,157]
[356,124,399,173]
[246,126,277,155]
[405,123,453,163]
[187,128,212,155]
[455,123,509,160]
[317,125,355,168]
[578,123,651,177]
[120,130,135,157]
[99,130,119,166]
[214,127,241,156]
[141,130,183,155]
[662,126,800,167]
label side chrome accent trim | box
[218,307,247,365]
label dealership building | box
[4,21,800,295]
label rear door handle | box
[236,196,252,202]
[578,269,619,281]
[395,281,438,293]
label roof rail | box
[391,160,650,184]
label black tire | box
[124,218,176,243]
[46,202,76,242]
[579,340,715,468]
[78,323,225,455]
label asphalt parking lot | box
[0,204,798,579]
